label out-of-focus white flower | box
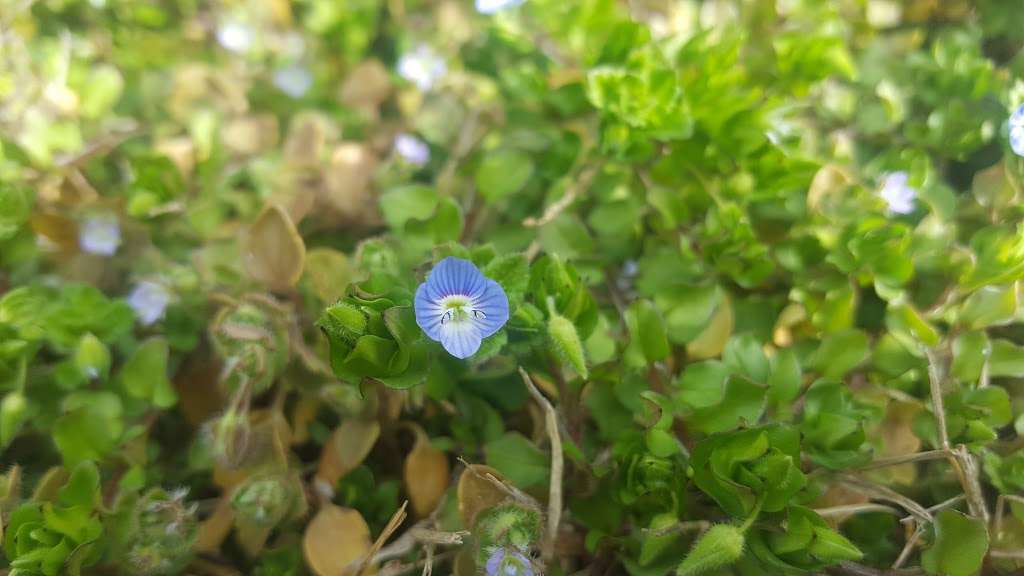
[217,20,255,53]
[476,0,525,14]
[79,214,121,256]
[878,171,916,215]
[1010,103,1024,157]
[273,64,313,98]
[397,45,446,91]
[127,281,171,326]
[394,133,430,166]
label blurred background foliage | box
[2,0,1024,575]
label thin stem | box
[519,367,564,563]
[815,504,901,518]
[738,497,764,533]
[924,348,950,451]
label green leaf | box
[688,376,765,434]
[675,361,731,409]
[767,348,802,404]
[629,300,670,364]
[484,432,549,489]
[1,391,29,448]
[119,338,176,408]
[951,332,990,383]
[988,339,1024,378]
[811,329,869,379]
[808,526,863,561]
[379,185,439,230]
[921,510,988,576]
[723,334,770,384]
[58,462,100,509]
[475,150,534,204]
[0,183,32,240]
[958,285,1018,329]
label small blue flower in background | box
[1010,103,1024,157]
[878,171,916,215]
[484,547,534,576]
[128,281,171,326]
[476,0,526,14]
[394,133,430,166]
[79,214,121,256]
[414,257,509,359]
[273,64,313,98]
[397,45,446,91]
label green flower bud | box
[475,505,542,562]
[230,474,302,528]
[676,524,745,576]
[207,409,252,469]
[210,303,289,394]
[74,333,110,380]
[128,488,198,575]
[548,313,587,379]
[1,391,28,447]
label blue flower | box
[1010,103,1024,157]
[878,171,916,215]
[394,133,430,166]
[397,45,446,91]
[79,214,121,256]
[273,64,313,99]
[484,547,534,576]
[414,257,509,359]
[128,281,171,326]
[476,0,526,14]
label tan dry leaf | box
[303,505,374,576]
[807,164,852,212]
[194,497,236,554]
[223,114,280,157]
[687,293,734,360]
[235,521,273,558]
[155,136,196,180]
[283,112,336,168]
[872,401,923,485]
[304,248,351,303]
[322,143,378,221]
[404,433,450,517]
[290,395,321,446]
[340,60,392,109]
[244,204,306,292]
[456,464,508,529]
[452,546,477,576]
[316,419,381,487]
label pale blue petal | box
[1010,104,1024,157]
[426,257,486,298]
[439,320,483,359]
[485,548,505,576]
[471,279,509,338]
[414,282,444,341]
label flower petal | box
[414,282,444,341]
[471,279,509,338]
[439,319,483,359]
[427,257,486,298]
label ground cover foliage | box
[2,1,1024,575]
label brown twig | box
[519,367,564,563]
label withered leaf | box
[244,203,306,292]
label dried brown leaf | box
[244,204,306,292]
[303,505,375,576]
[317,419,381,487]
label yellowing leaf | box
[244,204,306,292]
[317,419,381,487]
[687,294,734,360]
[456,464,507,528]
[303,505,374,576]
[404,432,450,517]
